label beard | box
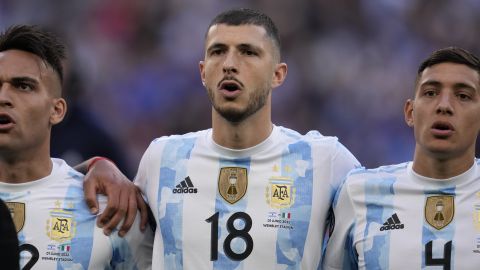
[208,85,270,123]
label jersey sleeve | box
[134,139,162,197]
[109,211,154,269]
[322,178,358,270]
[331,141,361,188]
[95,195,153,269]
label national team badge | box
[218,167,248,204]
[265,177,295,209]
[425,195,454,230]
[6,202,25,233]
[46,202,76,242]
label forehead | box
[0,49,52,81]
[418,62,480,89]
[205,24,273,49]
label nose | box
[436,91,453,115]
[0,83,13,107]
[222,52,238,74]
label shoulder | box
[344,162,409,187]
[147,130,207,151]
[50,158,85,186]
[276,126,344,150]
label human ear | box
[404,99,414,127]
[271,62,287,89]
[50,98,67,125]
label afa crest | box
[265,177,295,209]
[425,195,454,230]
[46,202,76,242]
[6,202,25,233]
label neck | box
[0,148,52,184]
[211,105,273,149]
[412,146,475,179]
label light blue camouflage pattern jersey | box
[323,159,480,270]
[0,158,153,269]
[135,125,359,269]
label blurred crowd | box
[1,0,479,175]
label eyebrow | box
[206,43,227,53]
[237,43,262,53]
[420,80,441,88]
[10,76,39,86]
[206,43,263,54]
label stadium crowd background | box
[1,0,479,175]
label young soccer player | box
[131,8,359,269]
[0,25,152,269]
[323,47,480,269]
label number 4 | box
[425,240,452,270]
[206,212,254,261]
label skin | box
[0,49,66,183]
[404,62,480,179]
[199,24,287,149]
[0,49,146,236]
[83,23,288,236]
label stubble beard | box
[208,85,270,123]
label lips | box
[218,78,243,98]
[430,121,454,137]
[0,113,15,131]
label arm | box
[76,157,148,236]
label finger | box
[119,189,138,237]
[83,174,99,214]
[97,187,120,230]
[136,190,148,232]
[103,188,128,236]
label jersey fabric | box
[135,125,359,269]
[0,158,153,270]
[323,159,480,270]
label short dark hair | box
[0,25,66,82]
[207,8,281,58]
[417,47,480,76]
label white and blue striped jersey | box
[323,159,480,270]
[0,158,153,270]
[135,125,359,269]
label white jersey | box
[135,125,359,269]
[323,159,480,270]
[0,158,153,270]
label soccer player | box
[130,8,359,269]
[323,47,480,269]
[0,25,152,269]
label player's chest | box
[354,190,480,269]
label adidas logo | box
[173,176,197,194]
[379,213,405,231]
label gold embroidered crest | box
[265,177,295,209]
[46,202,76,242]
[218,167,248,204]
[425,195,454,230]
[6,202,25,233]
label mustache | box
[217,76,244,88]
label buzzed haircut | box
[207,8,281,58]
[418,47,480,76]
[0,25,66,82]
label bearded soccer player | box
[0,25,152,269]
[323,47,480,269]
[129,8,359,269]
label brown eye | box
[424,90,436,97]
[457,93,471,101]
[15,83,34,91]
